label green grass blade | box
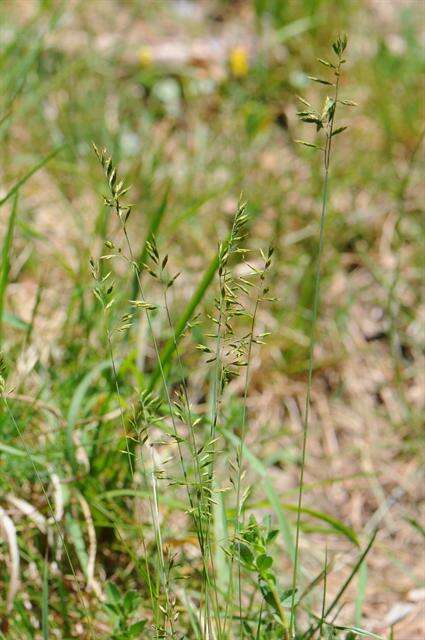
[147,250,220,392]
[130,183,170,301]
[0,193,18,344]
[3,311,29,331]
[98,489,185,511]
[405,516,425,540]
[0,146,63,209]
[275,16,320,43]
[0,441,45,463]
[66,360,112,472]
[325,529,377,619]
[281,503,359,546]
[213,488,230,595]
[355,558,368,627]
[65,513,89,580]
[333,625,383,640]
[304,529,378,639]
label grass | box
[0,1,424,639]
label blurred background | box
[0,0,424,637]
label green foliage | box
[234,515,293,637]
[0,1,422,638]
[104,583,147,639]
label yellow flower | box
[138,46,153,68]
[229,46,249,78]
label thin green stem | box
[304,529,377,639]
[162,286,222,635]
[319,546,328,638]
[289,61,342,636]
[223,279,265,637]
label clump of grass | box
[0,23,394,639]
[90,145,284,637]
[85,36,377,637]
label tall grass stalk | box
[93,145,224,636]
[222,246,276,637]
[289,35,350,636]
[92,147,180,635]
[206,202,249,636]
[126,227,217,638]
[144,237,221,636]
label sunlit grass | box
[0,1,423,638]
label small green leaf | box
[257,554,273,573]
[123,590,139,614]
[239,542,254,566]
[127,620,147,637]
[260,582,275,608]
[267,529,279,543]
[105,582,121,605]
[280,587,297,604]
